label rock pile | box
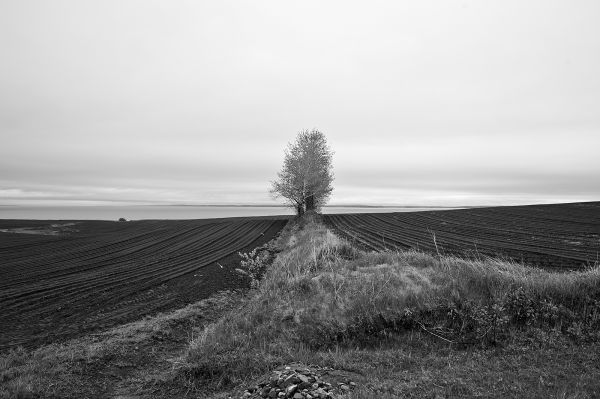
[240,365,357,399]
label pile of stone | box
[240,365,357,399]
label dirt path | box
[96,291,244,399]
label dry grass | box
[0,291,242,398]
[175,216,600,397]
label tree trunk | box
[296,203,304,217]
[305,194,315,211]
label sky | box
[1,0,599,207]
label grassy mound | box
[176,215,600,397]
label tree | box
[271,129,334,216]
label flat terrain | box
[325,201,600,270]
[0,216,288,350]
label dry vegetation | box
[175,213,600,398]
[0,291,244,398]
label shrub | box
[238,248,271,288]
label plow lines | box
[324,202,600,270]
[0,216,288,350]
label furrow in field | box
[0,220,281,318]
[324,202,600,270]
[0,222,233,286]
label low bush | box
[238,248,271,288]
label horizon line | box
[1,200,598,208]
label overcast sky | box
[1,0,599,206]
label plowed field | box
[324,202,600,270]
[0,216,288,350]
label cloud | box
[0,0,599,206]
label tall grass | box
[176,216,600,391]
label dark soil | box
[324,201,600,271]
[0,217,288,351]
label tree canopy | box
[271,129,334,216]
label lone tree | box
[271,129,334,216]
